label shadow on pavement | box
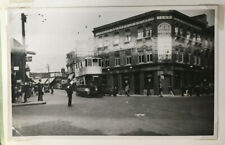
[119,128,168,136]
[13,120,104,136]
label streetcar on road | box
[74,57,103,97]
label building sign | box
[157,23,172,62]
[26,56,32,62]
[157,16,172,20]
[13,66,19,71]
[96,18,154,36]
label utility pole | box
[21,13,27,84]
[21,13,27,46]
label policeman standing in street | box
[67,80,74,107]
[37,79,44,101]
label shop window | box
[175,51,179,62]
[174,73,181,89]
[138,54,145,63]
[137,29,144,40]
[197,57,201,65]
[146,53,153,62]
[194,56,197,65]
[126,56,132,65]
[179,52,184,63]
[115,57,120,66]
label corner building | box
[93,10,214,95]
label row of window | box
[101,53,153,67]
[174,52,201,65]
[174,26,212,48]
[101,53,201,68]
[98,27,153,48]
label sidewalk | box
[12,101,46,107]
[12,93,47,107]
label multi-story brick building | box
[93,10,214,95]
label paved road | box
[12,89,214,136]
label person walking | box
[37,80,44,101]
[159,82,163,97]
[67,81,74,107]
[147,78,151,96]
[23,83,29,103]
[50,85,54,94]
[125,83,130,97]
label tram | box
[74,57,103,97]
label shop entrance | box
[134,72,140,94]
[159,74,171,94]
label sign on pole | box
[26,56,32,62]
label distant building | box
[93,10,214,95]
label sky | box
[8,7,215,73]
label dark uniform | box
[37,82,44,101]
[67,83,74,107]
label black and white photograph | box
[8,7,216,136]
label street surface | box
[12,89,214,136]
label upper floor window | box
[197,34,201,42]
[145,26,152,38]
[104,36,109,47]
[146,52,153,62]
[126,56,132,65]
[187,53,191,64]
[180,28,183,36]
[186,31,191,40]
[175,51,179,62]
[115,57,120,66]
[99,59,102,67]
[138,53,145,63]
[175,27,179,36]
[98,36,103,48]
[137,29,144,40]
[113,32,119,46]
[125,32,131,43]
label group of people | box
[12,79,55,103]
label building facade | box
[93,10,214,95]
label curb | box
[12,101,46,107]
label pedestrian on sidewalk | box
[37,80,44,101]
[159,82,163,97]
[66,80,74,107]
[125,81,130,97]
[147,78,151,96]
[23,83,29,103]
